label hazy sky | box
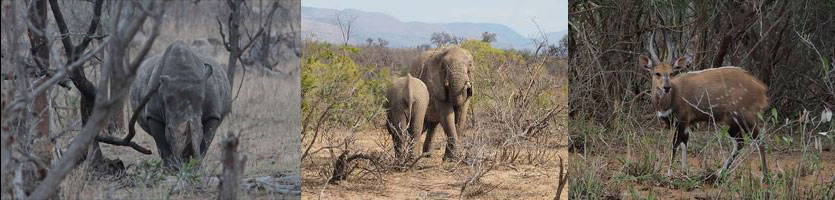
[301,0,568,37]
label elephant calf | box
[131,41,232,169]
[384,74,430,161]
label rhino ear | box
[203,63,213,81]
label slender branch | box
[94,78,160,155]
[95,136,151,154]
[48,0,74,56]
[75,0,105,54]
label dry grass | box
[568,115,835,199]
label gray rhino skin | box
[409,46,474,160]
[384,74,429,161]
[131,41,231,168]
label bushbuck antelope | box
[639,31,769,178]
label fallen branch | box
[329,151,380,184]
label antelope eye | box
[654,73,662,77]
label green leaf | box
[771,108,778,123]
[823,56,830,79]
[781,136,792,146]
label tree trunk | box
[225,0,242,84]
[26,0,51,178]
[218,132,246,200]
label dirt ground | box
[301,129,567,199]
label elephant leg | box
[422,122,439,157]
[391,133,404,161]
[386,116,405,160]
[439,105,460,161]
[409,104,427,160]
[149,119,174,169]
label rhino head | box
[157,42,213,166]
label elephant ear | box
[441,63,451,102]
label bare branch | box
[94,78,160,155]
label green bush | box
[301,42,389,132]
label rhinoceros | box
[131,41,231,169]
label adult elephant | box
[409,46,474,160]
[131,41,232,169]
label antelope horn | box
[663,29,675,63]
[647,31,661,65]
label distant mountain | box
[301,6,565,49]
[546,31,567,43]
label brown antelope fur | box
[639,54,769,177]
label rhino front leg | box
[149,119,175,168]
[200,118,221,156]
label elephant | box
[384,74,430,161]
[131,41,232,169]
[409,46,474,160]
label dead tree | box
[47,0,122,170]
[217,0,280,84]
[333,11,357,45]
[50,0,151,171]
[26,0,164,199]
[218,131,247,200]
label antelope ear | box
[673,57,687,72]
[638,55,652,71]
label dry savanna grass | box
[300,40,568,199]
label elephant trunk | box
[446,64,472,106]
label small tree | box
[481,32,497,44]
[333,11,357,45]
[376,38,389,47]
[430,32,464,47]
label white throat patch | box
[656,109,673,118]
